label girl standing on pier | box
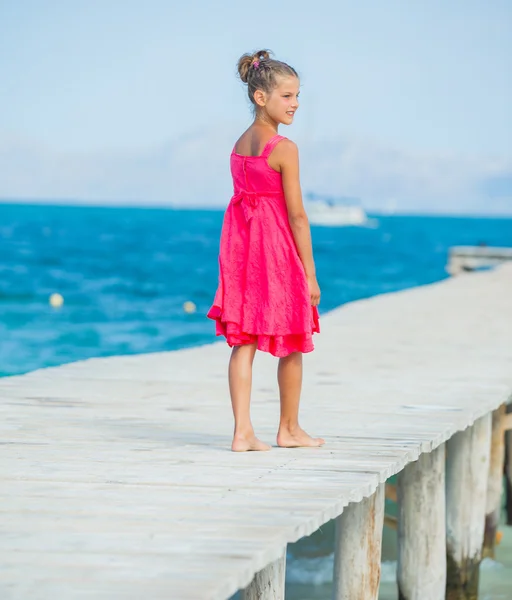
[208,50,324,452]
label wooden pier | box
[1,265,512,599]
[447,245,512,275]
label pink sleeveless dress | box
[207,134,320,357]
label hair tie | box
[252,60,260,69]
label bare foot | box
[276,425,325,448]
[231,433,272,452]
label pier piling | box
[505,403,512,525]
[242,550,286,600]
[332,484,385,600]
[397,445,446,600]
[483,404,507,558]
[445,415,492,599]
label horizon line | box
[1,198,512,220]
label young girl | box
[207,49,324,452]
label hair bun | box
[237,49,271,83]
[252,49,270,63]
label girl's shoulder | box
[266,137,299,173]
[232,127,294,158]
[267,136,298,160]
[270,136,295,151]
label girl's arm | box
[275,140,320,306]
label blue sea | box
[1,202,511,597]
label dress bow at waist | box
[231,189,282,222]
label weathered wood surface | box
[445,415,491,599]
[241,551,286,600]
[1,265,512,599]
[397,445,447,600]
[483,404,507,558]
[333,484,384,599]
[506,404,512,525]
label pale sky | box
[1,0,511,213]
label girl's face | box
[258,76,300,125]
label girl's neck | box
[254,113,279,134]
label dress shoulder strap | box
[261,135,287,159]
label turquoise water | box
[2,203,511,377]
[1,202,511,596]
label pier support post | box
[505,403,512,525]
[483,404,506,558]
[332,483,385,600]
[446,415,492,599]
[397,444,446,600]
[241,550,286,600]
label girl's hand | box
[307,276,321,307]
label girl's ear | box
[253,89,266,107]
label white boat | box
[304,193,376,227]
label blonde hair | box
[237,49,298,107]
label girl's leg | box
[276,352,325,448]
[229,343,271,452]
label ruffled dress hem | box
[207,305,320,358]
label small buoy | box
[496,530,503,545]
[49,293,64,308]
[183,301,196,314]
